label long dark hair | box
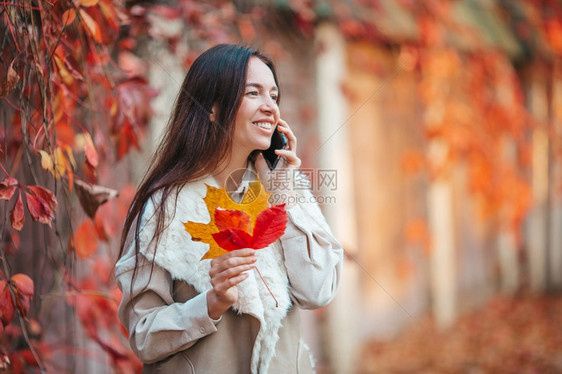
[118,44,279,263]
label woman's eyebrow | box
[246,82,278,92]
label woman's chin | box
[253,141,271,151]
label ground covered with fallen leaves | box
[359,293,562,373]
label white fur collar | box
[138,175,292,374]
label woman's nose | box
[260,97,278,114]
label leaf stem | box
[254,267,278,308]
[0,161,10,177]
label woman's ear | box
[210,104,217,122]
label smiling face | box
[231,57,280,158]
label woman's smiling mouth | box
[253,122,273,130]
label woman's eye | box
[270,94,278,102]
[246,91,259,96]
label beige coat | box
[115,174,343,373]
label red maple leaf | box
[251,204,288,249]
[214,208,252,233]
[10,191,25,231]
[74,219,99,259]
[212,204,287,250]
[0,177,18,200]
[9,273,34,318]
[24,185,57,227]
[84,132,99,170]
[0,280,14,326]
[11,273,34,297]
[212,228,253,251]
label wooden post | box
[428,180,456,328]
[315,23,361,374]
[549,60,562,289]
[497,128,520,293]
[497,231,519,293]
[528,67,549,292]
[427,142,456,329]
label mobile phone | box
[262,126,287,170]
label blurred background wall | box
[129,0,562,372]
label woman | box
[115,44,343,373]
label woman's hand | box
[255,119,301,207]
[272,118,301,169]
[206,248,256,320]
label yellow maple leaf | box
[184,181,270,260]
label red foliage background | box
[0,0,266,371]
[0,0,154,370]
[1,0,560,372]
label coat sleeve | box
[279,186,344,309]
[115,249,219,364]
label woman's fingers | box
[210,248,256,274]
[209,249,256,297]
[274,149,301,168]
[210,248,255,268]
[212,272,250,294]
[271,119,300,169]
[211,262,255,289]
[276,119,297,153]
